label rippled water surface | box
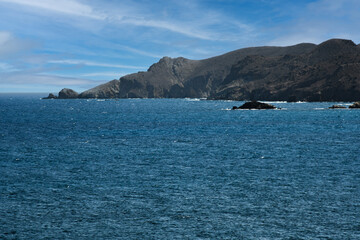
[1,94,360,239]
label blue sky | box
[0,0,359,93]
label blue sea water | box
[0,93,359,239]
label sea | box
[0,93,359,239]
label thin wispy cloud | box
[49,60,146,70]
[0,62,18,72]
[0,0,105,19]
[81,72,128,77]
[268,0,360,46]
[121,18,214,41]
[0,72,98,86]
[0,0,252,42]
[0,31,36,58]
[121,46,162,59]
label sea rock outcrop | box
[232,101,276,110]
[58,88,79,99]
[329,105,346,109]
[349,102,360,108]
[42,93,57,99]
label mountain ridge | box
[50,39,360,101]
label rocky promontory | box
[45,38,360,102]
[43,88,79,99]
[42,93,57,99]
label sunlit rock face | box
[58,88,79,99]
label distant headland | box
[44,38,360,102]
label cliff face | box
[114,43,317,99]
[55,39,360,101]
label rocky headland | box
[45,38,360,102]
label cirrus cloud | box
[0,31,36,58]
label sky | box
[0,0,359,93]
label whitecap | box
[185,98,200,101]
[262,101,287,103]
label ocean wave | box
[262,101,287,103]
[185,98,201,101]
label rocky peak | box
[159,56,172,63]
[148,56,190,72]
[309,39,358,62]
[147,57,171,71]
[317,39,356,52]
[58,88,79,99]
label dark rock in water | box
[58,88,79,99]
[42,93,57,99]
[329,105,346,109]
[232,101,276,110]
[349,101,360,108]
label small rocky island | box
[349,102,360,108]
[232,101,277,110]
[329,105,347,109]
[42,93,57,99]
